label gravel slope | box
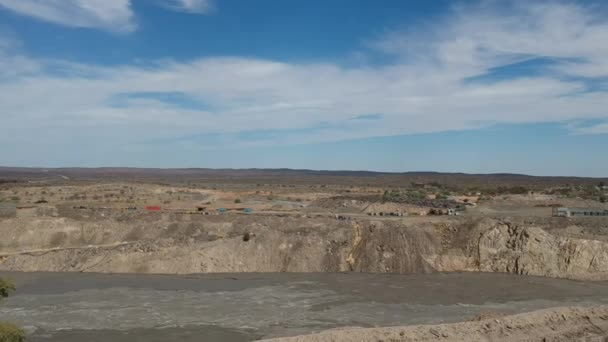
[262,306,608,342]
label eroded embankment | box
[1,211,608,280]
[261,306,608,342]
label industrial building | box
[553,207,608,217]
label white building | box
[553,207,608,217]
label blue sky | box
[0,0,607,176]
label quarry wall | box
[1,212,608,281]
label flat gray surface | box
[1,272,608,341]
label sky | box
[0,0,607,176]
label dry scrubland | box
[1,168,608,341]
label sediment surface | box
[2,272,608,341]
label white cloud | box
[160,0,213,14]
[372,2,608,78]
[0,34,41,77]
[570,122,608,135]
[0,1,607,158]
[0,0,213,32]
[0,0,135,32]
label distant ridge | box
[0,166,605,187]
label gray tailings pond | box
[1,272,608,341]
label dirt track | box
[0,241,136,258]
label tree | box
[382,190,390,202]
[600,196,607,204]
[0,278,25,342]
[234,198,242,204]
[508,186,528,195]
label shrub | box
[0,279,25,342]
[509,186,528,194]
[382,190,390,202]
[428,208,444,216]
[234,198,241,204]
[496,186,528,195]
[0,279,15,299]
[0,322,25,342]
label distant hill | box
[0,166,605,188]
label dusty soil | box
[0,178,607,341]
[262,306,608,342]
[0,182,606,280]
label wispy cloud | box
[0,0,136,32]
[0,34,41,77]
[0,1,607,155]
[0,0,213,32]
[568,121,608,135]
[159,0,213,14]
[371,2,608,79]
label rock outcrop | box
[474,221,608,280]
[1,214,608,280]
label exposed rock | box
[2,215,608,280]
[474,221,608,280]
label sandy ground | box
[262,306,608,342]
[0,179,607,341]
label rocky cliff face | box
[1,214,607,280]
[474,222,608,280]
